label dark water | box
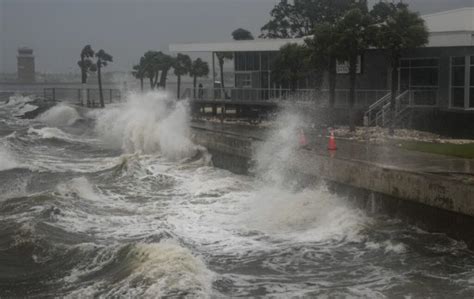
[1,93,474,298]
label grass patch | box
[398,141,474,159]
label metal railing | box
[364,88,439,127]
[183,87,389,107]
[43,87,122,106]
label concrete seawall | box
[191,124,474,247]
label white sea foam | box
[38,104,80,126]
[0,145,21,171]
[94,91,197,160]
[66,241,213,298]
[2,95,33,108]
[56,177,103,202]
[28,127,77,142]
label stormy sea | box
[1,91,474,298]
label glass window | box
[410,68,438,87]
[400,60,410,67]
[235,73,251,88]
[471,66,474,86]
[471,56,474,66]
[452,88,465,107]
[470,88,474,108]
[452,66,465,87]
[261,52,269,70]
[235,53,245,71]
[410,59,438,67]
[452,57,465,66]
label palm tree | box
[157,53,174,89]
[95,49,113,108]
[142,51,161,90]
[215,52,233,95]
[334,6,374,131]
[272,43,309,91]
[371,2,429,134]
[173,53,192,99]
[78,45,95,84]
[132,57,147,92]
[189,58,209,98]
[78,45,95,105]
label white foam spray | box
[38,104,80,127]
[0,145,20,171]
[94,91,198,160]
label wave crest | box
[94,91,197,160]
[38,104,80,127]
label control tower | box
[17,47,35,82]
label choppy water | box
[1,92,474,298]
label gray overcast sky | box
[1,0,473,73]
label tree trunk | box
[153,71,160,89]
[328,55,337,126]
[219,60,226,99]
[140,78,144,92]
[149,77,154,90]
[348,54,357,132]
[177,75,181,100]
[193,75,197,99]
[329,55,337,108]
[389,53,399,135]
[80,58,87,84]
[159,69,169,89]
[98,63,104,108]
[219,61,225,89]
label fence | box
[182,87,389,108]
[43,87,122,106]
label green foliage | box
[272,43,310,91]
[232,28,254,40]
[215,52,233,88]
[96,49,113,68]
[140,51,174,89]
[94,49,113,108]
[334,7,374,61]
[189,58,209,79]
[371,1,429,134]
[78,45,95,84]
[371,2,429,61]
[173,53,192,99]
[173,53,192,77]
[260,0,354,38]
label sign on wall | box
[336,56,362,74]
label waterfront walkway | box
[191,121,474,181]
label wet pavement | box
[191,121,474,181]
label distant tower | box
[17,47,35,82]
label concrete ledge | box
[191,125,474,218]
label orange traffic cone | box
[298,129,308,148]
[327,130,337,151]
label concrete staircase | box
[364,90,411,127]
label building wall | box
[333,49,389,91]
[17,55,35,83]
[403,46,474,109]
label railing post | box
[87,89,90,107]
[110,89,113,103]
[52,88,56,102]
[77,89,81,105]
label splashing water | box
[38,104,81,127]
[93,91,198,160]
[0,145,20,171]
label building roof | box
[170,7,474,52]
[422,7,474,33]
[169,38,306,53]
